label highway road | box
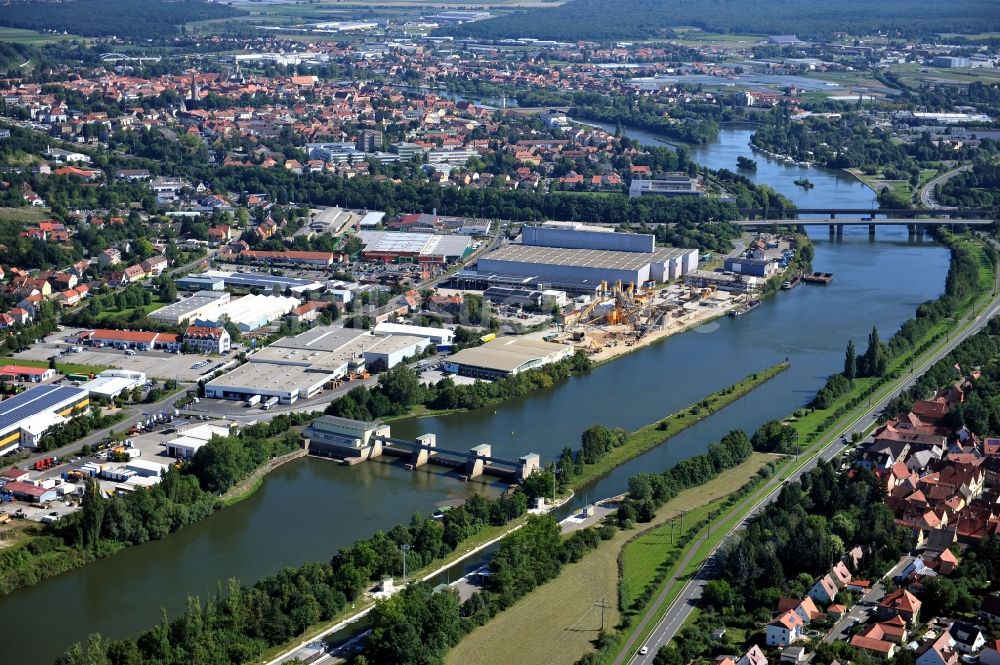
[919,165,971,209]
[618,289,1000,665]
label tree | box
[751,420,799,454]
[860,326,889,378]
[80,478,105,550]
[844,339,857,380]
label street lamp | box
[551,466,560,502]
[401,544,411,585]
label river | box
[0,128,949,665]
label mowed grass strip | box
[445,453,772,665]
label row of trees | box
[815,233,986,410]
[328,353,592,421]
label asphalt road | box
[11,385,192,470]
[919,166,970,209]
[822,556,912,644]
[619,289,1000,665]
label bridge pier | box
[467,444,491,479]
[412,433,436,467]
[836,224,844,238]
[828,224,835,236]
[868,223,876,239]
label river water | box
[0,129,948,665]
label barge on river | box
[803,272,834,285]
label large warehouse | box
[445,337,573,380]
[150,291,231,325]
[205,325,433,403]
[475,245,698,287]
[359,231,472,264]
[0,385,90,453]
[521,222,655,253]
[194,294,301,332]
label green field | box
[445,454,773,665]
[0,356,109,377]
[0,27,81,44]
[0,207,51,223]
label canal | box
[0,129,950,665]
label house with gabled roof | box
[766,610,804,647]
[808,573,839,605]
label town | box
[0,1,995,664]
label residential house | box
[917,632,959,665]
[736,645,767,665]
[182,326,231,354]
[141,256,168,276]
[766,610,804,647]
[878,589,921,623]
[949,622,987,654]
[808,574,839,606]
[99,248,122,267]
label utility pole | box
[595,597,611,631]
[401,544,411,585]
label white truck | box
[245,394,262,408]
[261,396,279,410]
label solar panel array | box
[222,272,318,289]
[0,385,87,433]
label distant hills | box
[443,0,1000,41]
[0,0,243,40]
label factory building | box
[521,222,655,253]
[0,385,90,453]
[203,363,334,404]
[475,245,698,288]
[205,325,436,403]
[194,294,301,332]
[359,231,472,264]
[78,329,180,352]
[373,322,456,349]
[724,257,781,278]
[174,272,324,295]
[163,424,233,459]
[445,337,573,380]
[81,370,147,399]
[150,290,231,325]
[628,175,703,198]
[0,365,56,383]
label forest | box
[443,0,1000,41]
[0,0,241,39]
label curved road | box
[919,165,970,209]
[618,289,1000,665]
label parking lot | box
[13,332,234,382]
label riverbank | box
[222,447,308,507]
[566,362,789,490]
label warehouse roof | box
[480,245,691,270]
[206,363,335,394]
[448,337,570,373]
[0,385,87,433]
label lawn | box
[0,207,51,223]
[0,356,109,376]
[445,453,773,665]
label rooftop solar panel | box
[0,385,87,432]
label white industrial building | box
[204,324,439,403]
[150,290,231,325]
[446,337,574,380]
[0,385,91,453]
[476,245,698,287]
[194,294,301,332]
[373,322,456,348]
[163,424,233,459]
[521,222,655,253]
[81,370,147,399]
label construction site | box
[553,280,748,361]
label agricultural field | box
[0,27,81,44]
